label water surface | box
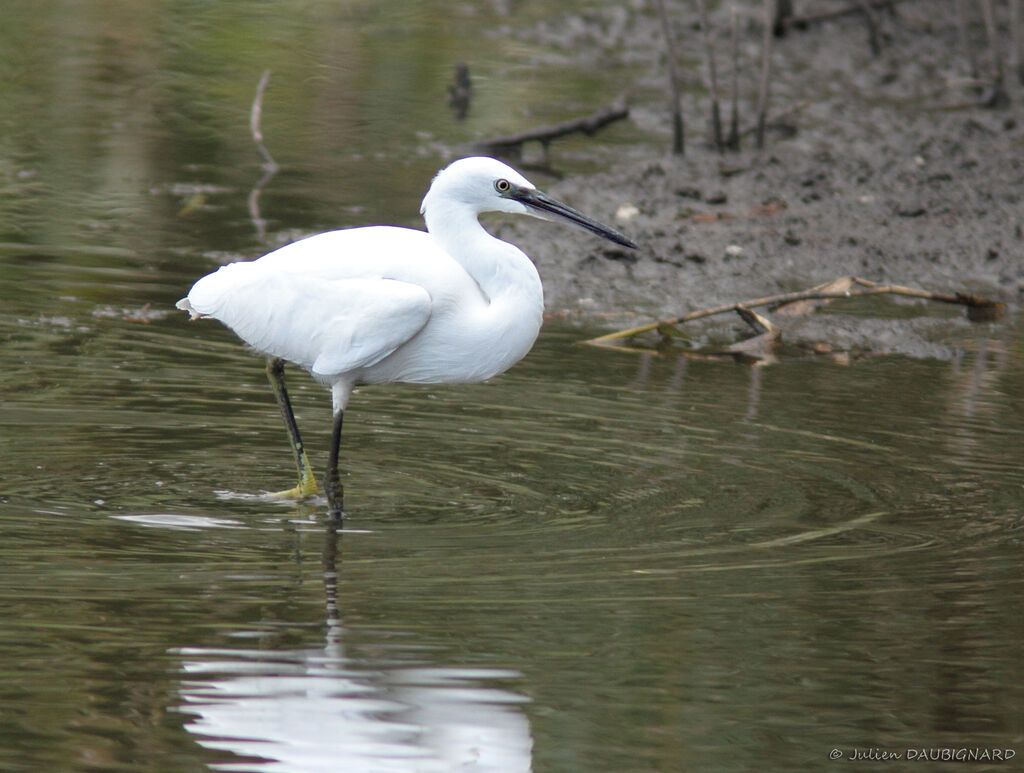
[1,2,1023,772]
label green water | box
[1,2,1023,772]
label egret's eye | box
[494,178,511,194]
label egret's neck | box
[424,202,542,309]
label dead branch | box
[472,99,629,157]
[582,276,1005,347]
[730,306,781,358]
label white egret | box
[177,156,636,518]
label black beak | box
[512,186,638,249]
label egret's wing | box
[190,266,432,377]
[309,278,432,377]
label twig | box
[472,99,629,156]
[756,0,775,149]
[696,0,724,152]
[653,0,686,155]
[582,276,1004,346]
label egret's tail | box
[175,297,204,320]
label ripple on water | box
[1,310,1014,580]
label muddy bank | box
[501,1,1024,352]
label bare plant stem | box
[954,0,980,81]
[654,0,686,154]
[1012,0,1024,85]
[854,0,882,55]
[980,0,1008,104]
[756,0,775,149]
[728,6,741,150]
[696,0,724,151]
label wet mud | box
[502,1,1024,356]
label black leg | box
[266,358,318,497]
[324,409,345,519]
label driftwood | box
[582,276,1005,351]
[472,100,629,157]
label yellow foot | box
[268,478,319,499]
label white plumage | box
[178,156,635,517]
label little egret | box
[177,156,636,518]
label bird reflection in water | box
[175,521,534,772]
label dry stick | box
[582,277,1003,346]
[755,0,775,150]
[727,6,741,150]
[248,69,279,242]
[696,0,724,152]
[653,0,685,155]
[472,100,629,156]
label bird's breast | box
[355,287,543,386]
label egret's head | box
[422,156,637,249]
